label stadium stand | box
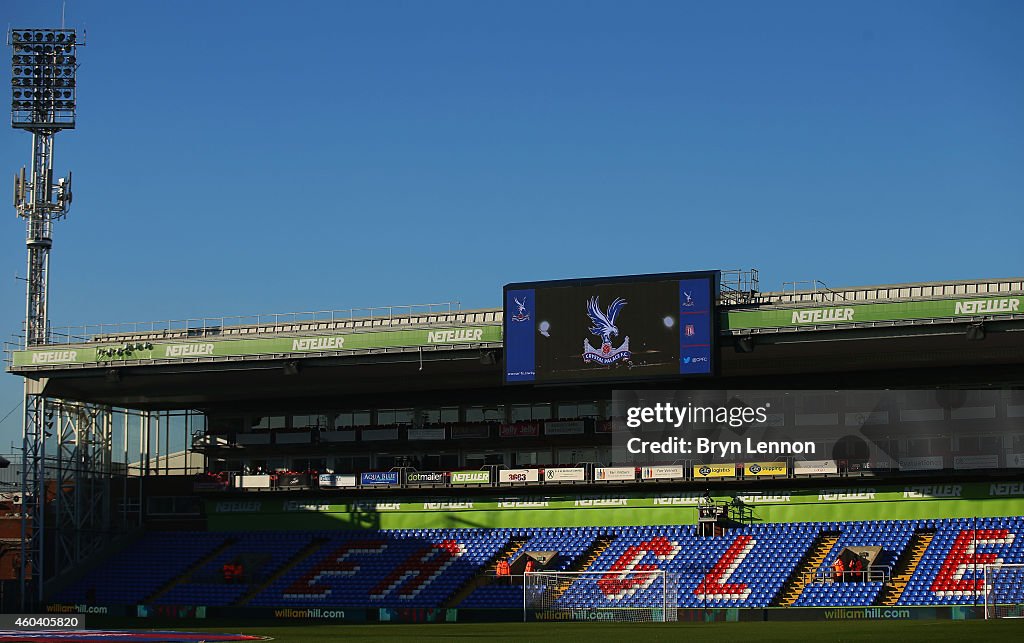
[52,518,1024,610]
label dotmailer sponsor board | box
[405,471,447,485]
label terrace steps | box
[233,537,329,607]
[143,536,238,604]
[877,530,936,606]
[775,532,840,606]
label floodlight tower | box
[9,27,80,609]
[10,28,77,345]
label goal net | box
[984,563,1024,619]
[523,570,679,622]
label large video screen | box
[504,271,718,384]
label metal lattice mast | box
[9,27,80,609]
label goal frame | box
[522,569,678,623]
[983,562,1024,619]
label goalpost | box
[984,563,1024,619]
[523,570,679,623]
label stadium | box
[4,268,1024,640]
[4,11,1024,643]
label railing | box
[781,280,848,302]
[201,458,861,492]
[719,269,760,305]
[9,301,464,348]
[9,278,1024,351]
[807,566,892,585]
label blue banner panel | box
[678,277,713,375]
[360,471,399,486]
[504,288,536,383]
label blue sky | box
[1,0,1022,444]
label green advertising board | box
[11,325,502,367]
[450,471,491,485]
[721,295,1022,331]
[205,481,1024,532]
[10,295,1023,367]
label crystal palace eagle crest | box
[582,296,631,365]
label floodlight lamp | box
[965,323,985,341]
[735,336,755,353]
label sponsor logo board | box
[544,420,585,436]
[360,471,400,486]
[544,468,586,482]
[31,350,78,364]
[422,501,474,510]
[215,501,261,513]
[350,501,401,511]
[499,422,540,437]
[450,470,490,485]
[954,298,1020,315]
[407,427,445,441]
[744,462,787,476]
[427,329,484,343]
[574,496,629,507]
[953,455,1000,470]
[990,482,1024,497]
[406,471,446,485]
[165,343,215,358]
[899,456,945,471]
[499,469,540,483]
[794,459,839,475]
[594,466,635,481]
[903,485,962,499]
[693,464,736,479]
[318,474,357,488]
[791,308,855,324]
[497,498,549,508]
[818,489,877,501]
[292,336,345,351]
[642,465,685,480]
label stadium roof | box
[5,276,1024,410]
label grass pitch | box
[182,620,1020,643]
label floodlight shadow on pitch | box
[965,322,985,341]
